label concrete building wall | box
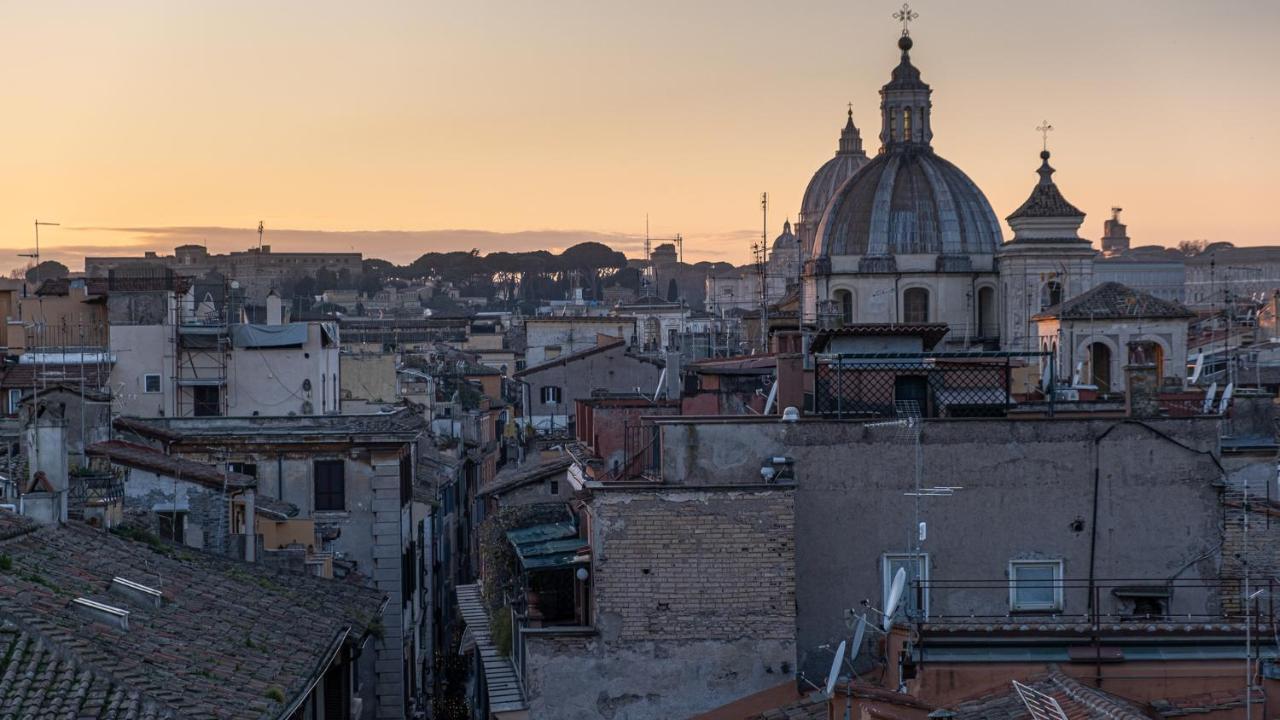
[524,318,635,367]
[227,325,340,416]
[340,353,398,411]
[653,417,1224,677]
[521,487,796,720]
[520,344,663,432]
[110,324,174,417]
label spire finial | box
[847,102,854,118]
[1036,120,1054,153]
[894,3,918,36]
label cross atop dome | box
[1037,120,1054,152]
[893,3,918,36]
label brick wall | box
[520,485,797,719]
[593,488,795,642]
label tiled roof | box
[515,338,665,377]
[810,323,951,352]
[951,667,1149,719]
[751,692,828,720]
[0,363,114,390]
[114,407,426,443]
[0,511,384,718]
[88,440,256,490]
[479,456,573,498]
[1035,282,1195,321]
[1007,154,1085,221]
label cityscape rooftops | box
[0,510,383,718]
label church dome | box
[772,219,798,252]
[814,151,1002,258]
[812,32,1002,262]
[797,109,870,257]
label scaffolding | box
[172,277,232,417]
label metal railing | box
[896,577,1275,628]
[814,351,1053,420]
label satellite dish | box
[884,567,907,632]
[850,615,867,663]
[1202,382,1218,415]
[1189,353,1204,384]
[824,640,847,696]
[1219,383,1234,415]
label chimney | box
[1125,363,1160,418]
[265,290,283,326]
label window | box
[143,373,162,393]
[545,345,562,360]
[540,386,562,405]
[903,107,913,142]
[314,460,346,512]
[1009,560,1063,611]
[7,389,21,415]
[227,462,257,478]
[883,553,929,620]
[192,386,221,417]
[834,290,854,326]
[549,479,560,495]
[903,288,930,323]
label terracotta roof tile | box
[0,511,383,718]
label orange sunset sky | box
[1,0,1277,271]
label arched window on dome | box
[1040,280,1063,310]
[903,288,929,324]
[833,290,854,326]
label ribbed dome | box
[814,149,1002,258]
[811,32,1002,262]
[797,109,870,257]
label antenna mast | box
[22,220,60,287]
[257,220,265,251]
[755,193,769,353]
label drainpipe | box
[244,488,256,563]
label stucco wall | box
[654,416,1224,677]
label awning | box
[506,521,576,546]
[232,323,309,348]
[508,526,589,572]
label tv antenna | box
[1012,680,1070,720]
[257,220,265,251]
[21,220,60,286]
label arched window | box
[1040,280,1063,310]
[903,288,929,324]
[834,290,853,326]
[1087,342,1112,393]
[977,287,997,338]
[903,108,912,142]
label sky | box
[1,0,1278,272]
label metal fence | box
[814,352,1051,420]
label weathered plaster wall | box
[654,416,1224,677]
